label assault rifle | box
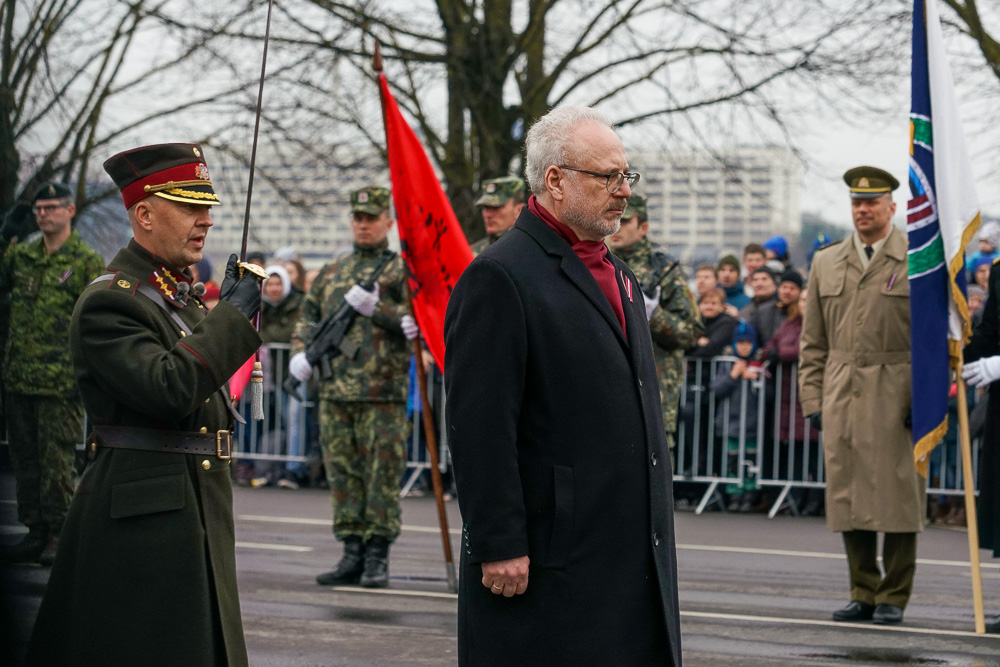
[283,250,396,401]
[641,251,678,299]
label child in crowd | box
[710,321,764,512]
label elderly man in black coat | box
[444,106,682,666]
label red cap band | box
[120,163,211,209]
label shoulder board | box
[96,271,140,296]
[992,256,1000,265]
[814,239,843,253]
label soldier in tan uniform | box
[799,166,923,626]
[470,177,524,256]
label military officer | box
[0,182,104,566]
[799,166,921,626]
[470,177,525,256]
[289,186,417,589]
[608,194,704,462]
[26,143,263,666]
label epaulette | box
[104,271,140,296]
[992,255,1000,266]
[814,238,843,253]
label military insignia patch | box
[196,164,210,180]
[486,183,496,193]
[117,279,131,289]
[358,191,369,203]
[47,185,56,196]
[858,177,869,187]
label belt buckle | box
[216,430,232,460]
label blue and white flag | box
[908,0,981,476]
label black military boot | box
[316,537,365,586]
[0,526,48,564]
[360,536,390,588]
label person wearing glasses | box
[0,182,104,566]
[445,106,681,666]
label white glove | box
[288,352,313,382]
[401,314,419,340]
[643,286,661,320]
[962,355,1000,387]
[344,283,380,317]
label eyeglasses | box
[32,204,68,215]
[558,166,640,194]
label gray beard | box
[562,206,621,239]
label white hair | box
[524,106,613,195]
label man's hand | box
[219,254,262,319]
[401,314,419,340]
[723,303,739,318]
[963,356,1000,387]
[481,555,529,598]
[344,283,380,317]
[643,287,661,320]
[288,352,313,382]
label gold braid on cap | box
[144,180,214,193]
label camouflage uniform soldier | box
[289,186,417,588]
[608,195,703,462]
[0,182,104,565]
[470,177,525,256]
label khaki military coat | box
[799,225,925,533]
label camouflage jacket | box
[470,228,511,257]
[611,237,703,430]
[1,230,105,396]
[291,240,410,403]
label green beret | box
[475,177,524,207]
[33,182,73,203]
[843,166,899,199]
[623,194,647,220]
[351,186,391,215]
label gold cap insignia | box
[196,164,210,180]
[117,279,132,289]
[47,185,56,196]
[193,146,200,157]
[858,177,869,187]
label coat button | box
[650,453,658,466]
[200,427,208,433]
[205,397,211,404]
[856,319,863,326]
[653,532,661,547]
[201,460,211,470]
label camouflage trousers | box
[6,393,83,533]
[320,400,410,543]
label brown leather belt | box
[88,425,232,461]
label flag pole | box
[372,42,457,593]
[953,363,986,633]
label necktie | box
[864,245,873,260]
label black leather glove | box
[766,348,780,366]
[219,254,262,319]
[807,412,822,432]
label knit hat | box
[779,269,803,289]
[763,235,788,259]
[718,254,740,272]
[732,320,759,358]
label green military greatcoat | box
[26,240,261,667]
[611,237,704,445]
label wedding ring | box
[491,583,503,591]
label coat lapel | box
[612,259,647,374]
[518,211,629,349]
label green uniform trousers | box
[843,530,917,609]
[320,400,409,543]
[6,393,83,533]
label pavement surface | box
[3,472,1000,666]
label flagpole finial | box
[373,42,383,73]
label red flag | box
[380,73,473,372]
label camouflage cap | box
[843,165,899,199]
[351,186,391,215]
[33,182,73,203]
[475,177,525,207]
[622,194,647,220]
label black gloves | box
[219,254,262,319]
[766,348,780,366]
[807,412,823,432]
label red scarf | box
[528,196,627,337]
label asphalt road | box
[3,475,1000,666]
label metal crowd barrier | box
[677,356,981,517]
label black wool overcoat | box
[966,261,1000,557]
[444,209,682,667]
